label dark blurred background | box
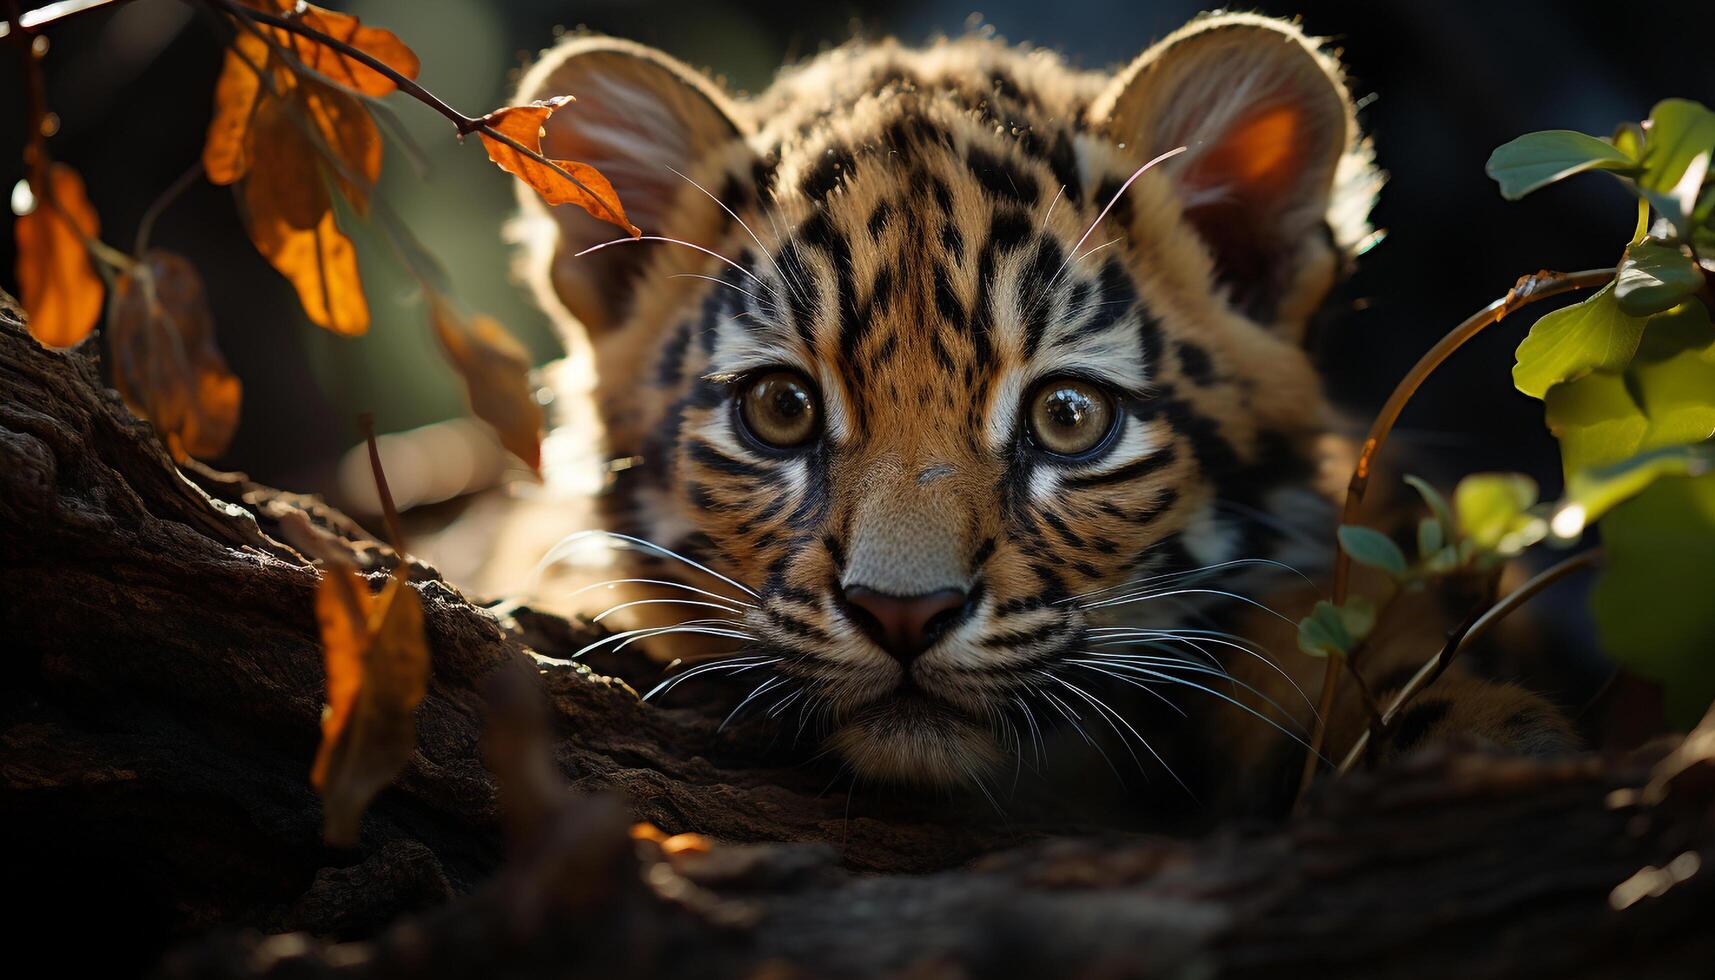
[4,0,1715,508]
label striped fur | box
[499,15,1574,793]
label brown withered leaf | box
[15,165,103,353]
[299,79,382,213]
[244,94,330,231]
[246,205,370,335]
[14,162,104,348]
[310,565,429,847]
[203,31,273,185]
[429,297,544,472]
[478,97,640,237]
[109,251,242,461]
[243,0,421,99]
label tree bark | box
[1,296,1710,979]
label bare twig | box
[1294,268,1616,807]
[1336,548,1603,774]
[1,0,137,38]
[134,159,205,255]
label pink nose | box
[842,586,969,662]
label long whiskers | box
[566,577,757,609]
[576,234,766,287]
[533,529,759,601]
[642,655,779,702]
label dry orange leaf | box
[242,0,420,99]
[478,98,640,237]
[310,565,429,847]
[244,94,331,231]
[109,251,242,461]
[246,205,370,335]
[298,79,382,213]
[203,31,273,185]
[14,162,104,348]
[429,299,545,472]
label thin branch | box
[1294,267,1615,807]
[134,158,205,255]
[1335,548,1602,775]
[0,0,138,38]
[201,0,475,131]
[200,0,635,233]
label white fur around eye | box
[1064,418,1160,480]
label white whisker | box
[592,597,749,622]
[643,656,779,701]
[575,235,765,286]
[564,577,757,609]
[534,529,759,600]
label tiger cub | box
[493,12,1576,805]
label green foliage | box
[1490,98,1715,723]
[1454,473,1546,557]
[1297,597,1376,660]
[1590,474,1715,725]
[1486,130,1635,200]
[1512,285,1645,399]
[1337,525,1408,577]
[1615,240,1705,316]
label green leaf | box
[1297,600,1351,659]
[1338,596,1377,642]
[1590,472,1715,725]
[1296,597,1378,659]
[1553,442,1715,538]
[1546,372,1648,475]
[1403,474,1457,537]
[1338,525,1408,577]
[1454,473,1545,555]
[1638,99,1715,234]
[1513,285,1647,399]
[1486,130,1636,200]
[1543,301,1715,504]
[1615,240,1706,316]
[1417,516,1445,559]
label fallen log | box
[1,295,1709,979]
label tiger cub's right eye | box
[738,370,819,449]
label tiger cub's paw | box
[1374,675,1578,763]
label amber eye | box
[738,370,820,449]
[1028,377,1117,457]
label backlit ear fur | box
[510,37,751,336]
[1090,13,1378,337]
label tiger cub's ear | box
[1091,14,1376,337]
[512,37,752,336]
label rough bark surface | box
[2,298,1711,979]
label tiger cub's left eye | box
[738,370,819,448]
[1028,378,1116,457]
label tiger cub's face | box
[514,14,1376,784]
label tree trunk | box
[1,296,1710,979]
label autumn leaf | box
[203,31,273,185]
[243,93,332,230]
[478,98,639,237]
[429,297,545,472]
[242,0,420,99]
[245,205,370,335]
[14,162,104,348]
[309,564,429,847]
[298,79,382,213]
[109,251,242,461]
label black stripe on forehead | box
[965,144,1041,208]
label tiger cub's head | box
[513,14,1376,784]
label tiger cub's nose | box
[842,586,969,663]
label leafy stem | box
[1293,267,1615,808]
[200,0,634,233]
